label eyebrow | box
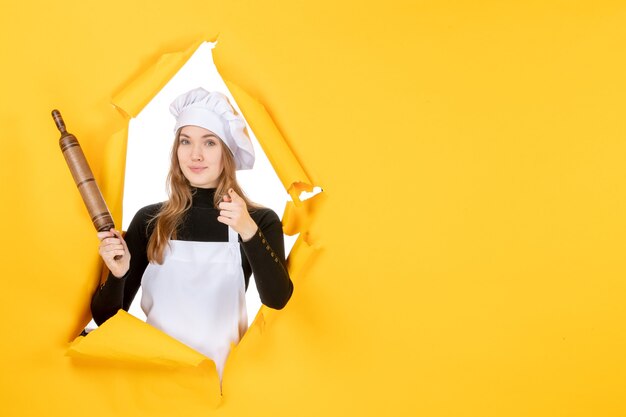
[179,133,218,139]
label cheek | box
[211,148,224,167]
[215,160,224,174]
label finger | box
[108,229,128,250]
[100,238,122,247]
[110,229,125,239]
[104,249,126,260]
[100,241,116,252]
[222,194,232,203]
[102,237,122,246]
[220,210,239,219]
[103,244,124,254]
[100,247,124,260]
[111,230,126,244]
[217,215,233,225]
[97,231,114,240]
[98,227,121,241]
[228,188,243,202]
[218,201,238,210]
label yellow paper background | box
[1,1,626,416]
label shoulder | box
[135,202,164,217]
[126,202,164,236]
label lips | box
[189,166,207,173]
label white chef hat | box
[169,87,255,170]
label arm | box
[90,204,157,325]
[242,208,294,309]
[217,189,293,309]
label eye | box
[179,139,190,145]
[205,140,216,147]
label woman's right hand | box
[97,228,130,278]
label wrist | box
[240,223,259,242]
[112,268,129,279]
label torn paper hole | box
[298,186,323,201]
[101,42,297,329]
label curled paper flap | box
[282,199,320,237]
[112,40,207,118]
[281,195,322,279]
[286,233,320,280]
[67,310,217,371]
[225,81,315,204]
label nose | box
[190,143,203,161]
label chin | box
[188,178,218,188]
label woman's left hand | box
[217,188,259,241]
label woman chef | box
[91,87,294,378]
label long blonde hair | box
[147,129,258,264]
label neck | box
[190,186,216,208]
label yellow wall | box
[1,1,625,416]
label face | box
[176,125,224,188]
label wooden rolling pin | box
[52,110,121,259]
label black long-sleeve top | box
[91,187,293,325]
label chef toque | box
[170,87,255,170]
